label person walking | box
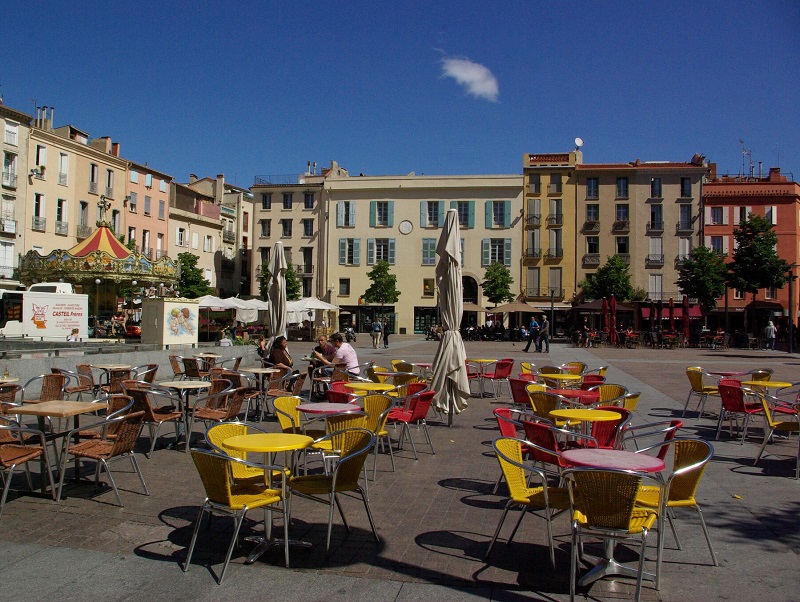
[523,316,539,352]
[371,319,382,349]
[764,320,777,350]
[537,314,550,353]
[382,318,390,348]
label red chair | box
[466,362,481,396]
[717,383,763,444]
[589,405,633,449]
[509,377,534,407]
[521,419,596,475]
[580,374,606,390]
[388,390,435,458]
[483,359,514,398]
[326,389,354,404]
[517,373,538,382]
[329,381,349,393]
[493,407,532,493]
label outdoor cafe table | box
[549,408,620,435]
[91,364,132,386]
[223,432,314,564]
[195,353,222,370]
[0,377,19,384]
[157,380,211,448]
[550,389,601,406]
[707,370,749,378]
[740,380,793,390]
[466,358,498,397]
[297,402,361,415]
[239,366,281,417]
[561,448,666,587]
[344,382,395,395]
[539,373,582,388]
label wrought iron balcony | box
[77,224,92,239]
[0,219,16,235]
[583,220,600,232]
[545,247,564,259]
[0,266,14,279]
[524,248,541,259]
[528,183,541,195]
[675,220,693,234]
[89,181,98,194]
[612,220,630,232]
[547,184,562,195]
[646,221,664,233]
[646,254,665,266]
[32,217,46,231]
[295,263,314,275]
[2,172,17,188]
[526,214,541,227]
[55,221,69,235]
[546,213,563,227]
[143,247,153,259]
[223,229,236,243]
[105,187,114,198]
[675,254,690,267]
[58,172,68,186]
[617,253,631,264]
[525,287,565,300]
[583,253,600,265]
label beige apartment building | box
[1,103,32,279]
[170,181,221,291]
[127,162,172,262]
[322,170,523,335]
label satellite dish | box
[574,137,584,148]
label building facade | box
[126,162,172,261]
[170,181,221,291]
[1,103,32,279]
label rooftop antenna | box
[574,137,584,151]
[739,139,753,177]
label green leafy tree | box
[259,263,269,300]
[363,261,400,320]
[285,262,301,301]
[578,255,634,301]
[178,252,212,298]
[676,246,728,314]
[727,214,790,298]
[481,262,515,307]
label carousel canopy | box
[68,225,131,259]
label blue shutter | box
[468,201,475,228]
[420,201,427,227]
[389,239,396,264]
[387,201,394,227]
[482,239,490,266]
[350,203,356,226]
[485,201,492,228]
[353,239,361,265]
[336,202,344,227]
[460,238,465,267]
[339,239,346,265]
[450,200,457,210]
[503,200,511,227]
[504,238,512,266]
[437,201,445,226]
[367,238,375,265]
[369,201,376,227]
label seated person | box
[314,332,360,376]
[218,331,233,347]
[309,335,336,375]
[269,335,300,388]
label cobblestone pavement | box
[1,337,798,601]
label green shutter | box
[504,238,512,266]
[437,201,445,226]
[503,200,511,227]
[468,201,475,228]
[339,239,346,264]
[482,239,490,266]
[389,239,396,264]
[350,203,356,226]
[367,238,375,265]
[420,201,427,227]
[485,201,492,228]
[369,201,376,227]
[353,239,360,265]
[387,201,394,227]
[450,200,457,210]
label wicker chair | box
[51,368,92,400]
[0,417,57,518]
[132,364,159,384]
[183,358,209,381]
[101,369,133,395]
[21,373,66,403]
[121,381,183,457]
[169,355,186,380]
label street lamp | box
[94,278,101,318]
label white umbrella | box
[266,242,288,352]
[287,297,340,312]
[431,209,470,426]
[195,294,236,309]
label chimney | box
[216,174,224,203]
[758,161,763,178]
[189,173,198,183]
[111,142,120,157]
[768,167,783,182]
[708,162,717,180]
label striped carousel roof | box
[67,225,131,259]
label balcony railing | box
[675,254,690,267]
[526,214,541,227]
[524,248,541,259]
[55,221,69,235]
[295,264,313,275]
[143,247,153,259]
[0,266,13,279]
[583,220,600,232]
[528,184,541,195]
[646,254,665,266]
[546,213,563,226]
[0,219,16,234]
[646,221,664,233]
[676,220,693,233]
[2,172,17,188]
[89,181,98,194]
[105,187,114,198]
[583,253,600,265]
[156,248,165,259]
[58,172,68,186]
[545,247,564,258]
[77,224,92,239]
[617,253,631,264]
[612,219,630,232]
[32,217,46,231]
[525,287,565,299]
[548,184,562,194]
[223,230,236,243]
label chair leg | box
[569,524,578,601]
[100,459,124,507]
[0,465,17,519]
[715,411,726,440]
[754,426,775,465]
[634,532,648,602]
[129,452,149,496]
[219,512,246,584]
[507,505,528,544]
[183,503,208,572]
[681,391,694,417]
[325,492,337,553]
[359,487,380,542]
[486,504,511,559]
[694,505,718,566]
[422,421,435,455]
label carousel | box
[17,199,180,317]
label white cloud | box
[441,57,499,102]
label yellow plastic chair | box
[587,383,629,404]
[486,437,570,567]
[527,387,567,426]
[391,360,414,373]
[561,361,588,375]
[362,394,395,479]
[366,365,390,383]
[610,391,641,412]
[289,428,379,553]
[520,361,535,375]
[585,366,608,377]
[635,438,717,588]
[564,468,659,602]
[183,449,289,582]
[753,392,800,479]
[681,367,720,417]
[748,368,773,382]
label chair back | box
[328,428,375,491]
[76,364,96,388]
[362,394,393,435]
[521,419,564,467]
[686,367,705,393]
[326,390,353,404]
[0,384,21,405]
[229,357,243,371]
[121,382,157,422]
[493,359,514,378]
[273,396,302,433]
[407,390,435,422]
[494,407,520,437]
[391,373,423,387]
[109,410,145,457]
[133,364,159,383]
[527,389,561,420]
[183,358,206,379]
[326,411,367,433]
[289,373,307,396]
[517,373,538,382]
[169,355,184,377]
[222,387,247,421]
[591,406,633,449]
[749,369,773,382]
[519,361,535,375]
[205,422,258,481]
[564,468,642,530]
[758,394,783,429]
[590,383,628,403]
[190,449,235,506]
[562,361,587,375]
[718,383,747,413]
[366,366,389,383]
[329,366,350,383]
[329,381,349,393]
[391,360,414,373]
[581,374,606,390]
[106,369,132,394]
[493,437,530,496]
[509,377,532,406]
[620,392,641,411]
[666,439,713,504]
[26,373,67,401]
[538,366,563,375]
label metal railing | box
[143,247,153,259]
[612,220,630,232]
[223,230,236,243]
[55,221,69,235]
[2,173,17,188]
[583,220,600,232]
[675,220,693,233]
[583,253,600,265]
[525,288,565,299]
[546,213,563,226]
[545,247,564,258]
[526,214,541,227]
[548,184,562,194]
[32,217,46,231]
[646,221,664,233]
[617,253,631,264]
[89,181,98,194]
[58,173,68,186]
[646,254,665,265]
[105,187,114,198]
[77,224,92,239]
[524,248,541,259]
[0,219,16,234]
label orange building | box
[702,165,800,332]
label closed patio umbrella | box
[669,297,675,332]
[601,297,609,337]
[609,295,618,346]
[682,295,691,342]
[431,209,470,426]
[266,242,287,353]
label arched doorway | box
[461,275,480,330]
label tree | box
[676,246,728,314]
[727,214,790,298]
[481,262,515,307]
[178,252,212,298]
[259,263,269,300]
[285,262,301,301]
[578,255,634,301]
[363,261,400,318]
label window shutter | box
[369,201,376,227]
[367,238,375,265]
[437,201,445,226]
[420,201,427,227]
[722,207,729,225]
[504,239,512,266]
[353,239,361,265]
[733,208,740,225]
[468,200,475,228]
[350,203,356,226]
[746,206,752,219]
[503,200,511,227]
[485,201,492,228]
[460,238,465,266]
[450,200,457,210]
[704,235,711,248]
[387,201,394,227]
[339,239,346,264]
[771,205,778,225]
[482,239,490,266]
[389,239,396,264]
[723,237,729,254]
[704,206,711,223]
[336,202,344,227]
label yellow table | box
[740,380,793,389]
[550,408,621,435]
[344,382,395,395]
[539,373,583,388]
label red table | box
[550,389,601,406]
[562,449,665,472]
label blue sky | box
[3,1,799,186]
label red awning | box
[641,306,702,319]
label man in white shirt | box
[314,332,361,376]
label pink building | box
[126,162,172,261]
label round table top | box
[297,402,361,415]
[707,370,749,377]
[92,364,132,370]
[372,371,415,378]
[549,409,621,422]
[240,366,281,374]
[344,382,395,392]
[0,377,19,383]
[158,380,211,390]
[196,353,222,358]
[541,373,582,381]
[414,363,432,368]
[224,433,313,453]
[740,380,793,389]
[467,358,498,364]
[562,449,666,473]
[550,389,601,404]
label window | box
[106,169,114,196]
[548,198,563,225]
[679,204,692,229]
[680,177,692,198]
[203,235,213,252]
[650,177,662,198]
[586,236,599,254]
[130,170,139,183]
[112,210,120,234]
[339,278,351,296]
[616,177,628,198]
[482,238,512,266]
[710,236,724,254]
[733,289,745,300]
[423,278,435,297]
[282,193,293,209]
[586,203,599,222]
[649,237,663,260]
[145,173,152,188]
[4,122,18,146]
[549,228,562,256]
[158,199,165,219]
[529,173,541,194]
[427,201,439,225]
[376,201,389,226]
[679,237,692,260]
[176,228,186,247]
[649,204,663,229]
[261,193,272,210]
[304,192,314,209]
[129,192,137,212]
[144,196,151,216]
[128,227,137,247]
[337,201,356,227]
[368,238,396,264]
[204,268,213,284]
[159,179,167,192]
[89,163,98,193]
[616,236,629,254]
[260,219,271,237]
[548,267,563,296]
[56,199,67,222]
[243,211,249,230]
[616,204,629,221]
[338,238,360,265]
[710,207,723,225]
[486,200,511,228]
[527,267,540,296]
[79,201,89,226]
[549,173,562,194]
[765,286,778,300]
[586,177,599,199]
[456,201,473,228]
[733,206,750,225]
[303,219,314,237]
[422,238,436,265]
[35,145,46,167]
[649,274,663,300]
[191,232,199,250]
[34,193,45,217]
[58,153,69,185]
[420,200,443,227]
[2,153,17,187]
[281,219,292,237]
[765,205,778,225]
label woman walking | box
[382,318,390,348]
